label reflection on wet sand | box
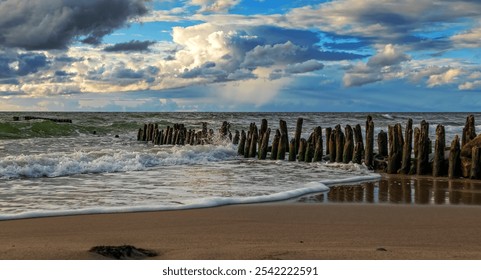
[303,174,481,205]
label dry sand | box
[1,203,481,260]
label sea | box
[1,112,480,220]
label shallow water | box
[0,112,479,219]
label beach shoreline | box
[2,174,481,260]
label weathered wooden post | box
[238,130,246,156]
[288,139,296,161]
[137,128,143,141]
[298,138,307,162]
[365,116,374,168]
[259,128,270,160]
[233,130,240,145]
[248,123,258,158]
[353,124,364,153]
[277,120,288,160]
[325,127,332,155]
[343,125,354,164]
[313,126,323,162]
[377,130,388,157]
[353,142,363,164]
[142,124,148,141]
[400,119,413,174]
[471,147,481,179]
[387,123,403,174]
[259,119,268,146]
[335,125,345,163]
[462,115,476,147]
[417,120,430,175]
[329,130,337,163]
[448,135,461,179]
[305,140,314,163]
[270,130,280,160]
[433,124,446,177]
[294,118,303,156]
[244,123,253,158]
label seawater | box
[0,112,479,220]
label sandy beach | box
[1,200,481,260]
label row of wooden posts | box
[137,114,481,180]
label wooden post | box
[335,125,344,163]
[313,126,323,162]
[278,120,289,159]
[417,120,430,175]
[294,118,303,156]
[298,138,307,162]
[259,119,268,146]
[400,119,413,174]
[353,124,364,159]
[238,130,246,156]
[249,123,258,158]
[343,125,354,164]
[259,128,270,160]
[244,123,253,158]
[448,135,461,179]
[137,128,143,141]
[470,147,481,179]
[329,130,336,163]
[387,124,403,174]
[233,130,240,145]
[377,130,388,157]
[325,127,332,155]
[433,124,446,177]
[289,139,296,161]
[270,130,280,160]
[365,116,374,168]
[462,114,476,147]
[353,142,363,164]
[142,124,148,141]
[305,139,314,163]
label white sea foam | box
[0,144,237,179]
[0,173,380,221]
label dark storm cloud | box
[0,52,49,78]
[103,40,157,52]
[0,0,149,50]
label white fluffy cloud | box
[190,0,241,13]
[343,44,410,87]
[426,68,462,87]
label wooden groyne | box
[136,114,481,180]
[14,116,73,123]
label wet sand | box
[0,176,481,260]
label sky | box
[0,0,481,112]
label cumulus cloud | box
[283,0,481,51]
[191,0,241,13]
[427,68,462,87]
[103,40,156,52]
[343,44,410,87]
[451,26,481,48]
[0,0,149,50]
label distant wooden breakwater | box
[137,115,481,180]
[13,116,72,123]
